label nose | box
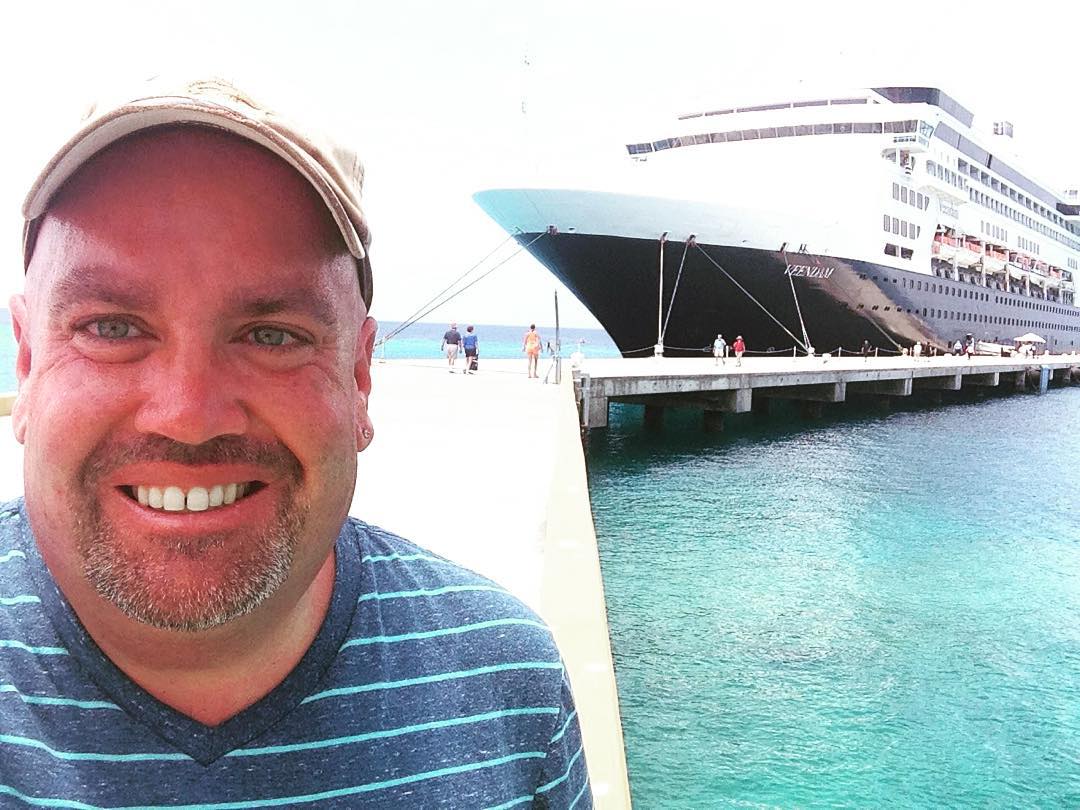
[133,346,249,445]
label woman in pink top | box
[733,335,746,366]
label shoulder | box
[0,499,24,544]
[0,500,27,579]
[342,518,560,658]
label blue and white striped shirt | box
[0,499,591,808]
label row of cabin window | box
[923,309,1078,333]
[626,119,920,154]
[891,183,929,210]
[855,301,1077,334]
[958,157,1072,231]
[847,300,1079,335]
[980,221,1008,243]
[993,295,1079,317]
[883,216,921,239]
[925,161,965,192]
[1018,235,1041,255]
[962,169,1080,253]
[967,187,1078,251]
[862,267,1079,318]
[677,98,870,120]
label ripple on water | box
[590,391,1080,807]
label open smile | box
[121,482,266,513]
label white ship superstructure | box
[476,87,1080,356]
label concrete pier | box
[0,360,632,808]
[576,354,1080,430]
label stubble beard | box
[75,435,309,632]
[78,495,305,632]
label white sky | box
[3,0,1079,328]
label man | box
[441,322,462,372]
[2,78,589,808]
[712,333,727,366]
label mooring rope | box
[785,259,813,351]
[660,237,694,343]
[694,244,809,352]
[377,232,547,346]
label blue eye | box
[89,318,141,339]
[251,326,298,347]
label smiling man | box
[1,78,589,808]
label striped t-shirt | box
[0,499,591,808]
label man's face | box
[10,127,376,632]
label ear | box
[8,294,31,444]
[354,316,378,449]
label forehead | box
[27,126,360,310]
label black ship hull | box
[518,232,1080,357]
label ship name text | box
[784,263,835,279]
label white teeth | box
[163,487,185,511]
[133,482,252,512]
[186,487,210,512]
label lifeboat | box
[982,245,1007,274]
[933,232,960,262]
[956,237,983,268]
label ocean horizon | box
[0,309,618,393]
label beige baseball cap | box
[21,76,373,308]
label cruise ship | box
[474,87,1080,357]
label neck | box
[58,552,337,726]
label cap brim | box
[23,99,366,264]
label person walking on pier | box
[462,324,479,373]
[2,76,590,808]
[912,340,923,361]
[733,335,746,366]
[861,339,872,361]
[713,333,728,366]
[524,323,542,378]
[442,322,462,372]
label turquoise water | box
[588,393,1080,806]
